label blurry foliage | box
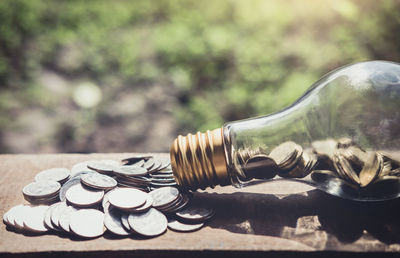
[0,0,399,152]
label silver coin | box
[167,218,203,232]
[150,182,177,187]
[128,208,167,237]
[51,201,68,229]
[176,206,215,222]
[149,187,180,208]
[163,194,190,213]
[113,166,148,177]
[131,194,153,213]
[102,190,113,210]
[65,184,104,207]
[147,159,163,173]
[44,203,61,231]
[143,158,156,170]
[59,205,78,232]
[104,206,130,236]
[107,188,147,210]
[120,213,131,231]
[4,205,25,228]
[69,209,105,238]
[87,160,120,174]
[23,205,49,233]
[23,181,61,198]
[156,194,183,212]
[121,156,152,165]
[35,168,70,183]
[59,177,82,202]
[71,160,99,177]
[81,173,117,190]
[13,205,30,230]
[157,159,171,171]
[24,193,60,205]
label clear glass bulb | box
[170,61,400,201]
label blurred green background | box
[0,0,399,153]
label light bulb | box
[170,61,400,201]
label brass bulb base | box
[170,128,230,190]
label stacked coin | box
[91,157,176,191]
[4,155,215,239]
[239,141,317,180]
[311,141,400,189]
[149,187,191,213]
[23,180,61,204]
[3,205,49,234]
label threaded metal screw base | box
[170,128,229,190]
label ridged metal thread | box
[170,128,229,191]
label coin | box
[113,166,148,177]
[243,154,278,179]
[237,147,267,165]
[155,193,183,212]
[162,194,190,213]
[269,141,302,170]
[334,154,361,185]
[71,160,99,177]
[128,208,167,237]
[130,194,153,213]
[107,188,148,210]
[23,205,49,233]
[23,181,61,198]
[13,205,30,230]
[35,168,70,184]
[69,209,105,238]
[147,159,163,173]
[51,201,68,229]
[143,158,156,170]
[59,205,78,232]
[65,184,104,207]
[44,203,60,231]
[157,159,171,171]
[175,206,215,223]
[59,177,82,202]
[149,187,180,208]
[87,160,119,174]
[359,152,383,187]
[5,205,25,228]
[104,206,130,236]
[121,156,152,165]
[167,218,204,232]
[81,172,117,190]
[102,190,113,210]
[120,213,131,231]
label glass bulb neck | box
[170,128,230,190]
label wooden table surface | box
[1,153,400,257]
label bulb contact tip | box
[170,127,230,190]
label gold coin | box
[337,154,360,185]
[359,152,383,187]
[243,154,278,179]
[269,141,302,170]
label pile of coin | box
[3,156,215,238]
[239,141,317,180]
[238,138,400,191]
[311,138,400,188]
